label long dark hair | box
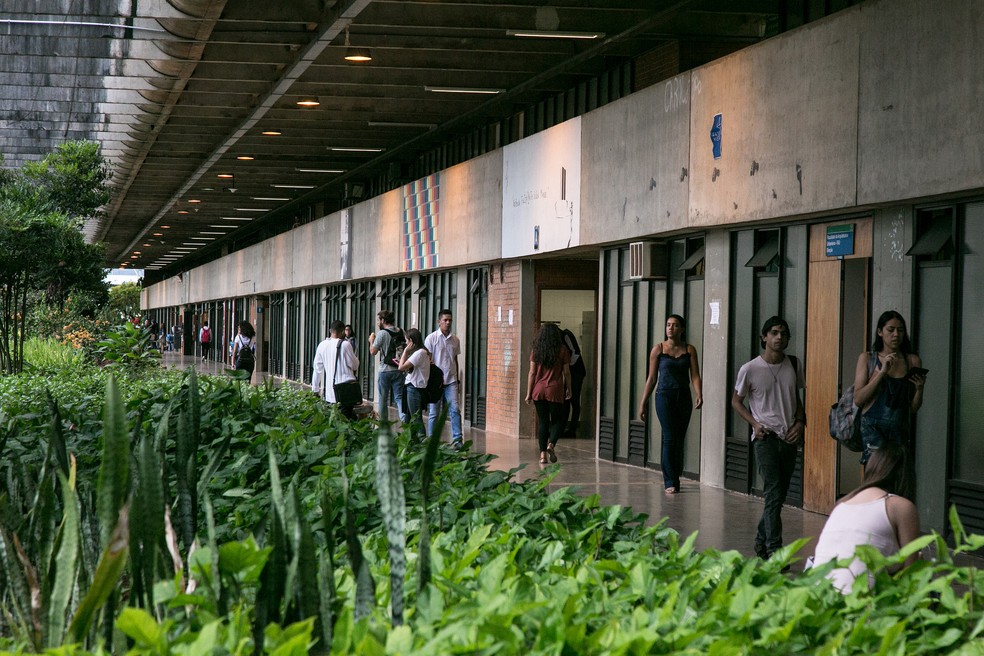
[845,442,915,501]
[871,310,913,353]
[666,314,687,342]
[531,323,564,368]
[238,320,255,339]
[404,327,426,352]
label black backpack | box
[424,363,445,404]
[382,327,406,366]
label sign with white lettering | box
[826,224,855,257]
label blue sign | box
[825,224,855,257]
[710,113,722,159]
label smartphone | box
[908,367,929,379]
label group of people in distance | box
[311,309,465,449]
[636,309,926,590]
[195,319,258,381]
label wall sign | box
[825,224,855,257]
[710,113,723,159]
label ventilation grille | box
[628,241,667,280]
[725,437,750,493]
[599,416,615,460]
[628,420,646,467]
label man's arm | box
[731,391,764,439]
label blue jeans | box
[377,369,408,423]
[859,414,907,465]
[753,435,798,559]
[654,388,692,491]
[428,381,463,443]
[405,385,425,440]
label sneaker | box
[451,440,463,451]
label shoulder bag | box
[332,340,362,407]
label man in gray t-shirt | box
[731,315,806,562]
[368,310,408,422]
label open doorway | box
[540,288,597,439]
[837,258,868,495]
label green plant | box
[94,323,160,367]
[21,337,83,372]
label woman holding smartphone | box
[852,311,926,465]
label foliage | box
[0,362,983,654]
[0,140,111,375]
[21,337,85,373]
[94,323,160,368]
[102,282,142,325]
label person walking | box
[525,323,572,465]
[811,442,920,591]
[312,320,361,420]
[231,320,257,381]
[199,320,213,362]
[368,310,408,423]
[731,316,805,561]
[637,314,703,494]
[397,328,431,439]
[424,309,464,449]
[561,328,587,438]
[852,310,926,465]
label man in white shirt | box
[312,320,360,419]
[424,308,463,449]
[731,316,806,562]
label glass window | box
[955,202,984,482]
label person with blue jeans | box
[368,310,408,423]
[638,315,703,494]
[731,316,806,561]
[398,328,431,441]
[424,309,464,449]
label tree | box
[0,141,112,373]
[104,282,142,324]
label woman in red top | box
[525,323,572,464]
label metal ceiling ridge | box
[116,1,373,260]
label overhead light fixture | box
[182,242,207,246]
[368,121,437,129]
[200,231,228,235]
[152,232,163,236]
[221,217,254,221]
[196,237,217,241]
[161,225,171,229]
[209,225,239,228]
[506,29,604,39]
[342,26,372,62]
[425,86,504,94]
[262,130,282,136]
[296,168,344,173]
[142,243,151,247]
[272,184,316,189]
[217,174,234,179]
[329,147,384,153]
[236,156,255,161]
[297,98,320,107]
[178,211,189,215]
[132,251,141,255]
[234,208,268,212]
[251,197,290,201]
[188,199,201,203]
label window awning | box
[745,234,780,267]
[678,244,705,271]
[906,220,952,256]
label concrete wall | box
[699,230,731,487]
[440,150,503,267]
[688,8,860,227]
[858,0,984,204]
[580,73,692,244]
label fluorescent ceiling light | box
[296,168,344,173]
[217,174,234,179]
[182,242,206,246]
[261,131,281,136]
[251,197,290,201]
[200,231,228,235]
[424,86,504,94]
[210,225,238,228]
[368,121,437,129]
[172,248,195,252]
[234,208,268,212]
[297,99,320,107]
[272,184,316,189]
[221,217,254,221]
[329,147,384,153]
[236,156,254,160]
[506,29,604,39]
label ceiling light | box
[200,231,227,235]
[188,199,201,203]
[182,242,207,246]
[296,168,344,173]
[272,184,316,189]
[132,251,141,255]
[329,147,384,153]
[130,255,138,259]
[251,197,290,201]
[506,29,604,39]
[210,224,238,228]
[152,233,163,236]
[201,187,215,191]
[217,173,234,179]
[425,86,504,94]
[221,217,254,221]
[262,131,282,136]
[297,99,320,107]
[236,156,254,161]
[142,243,151,247]
[196,237,217,240]
[234,208,268,212]
[368,121,437,129]
[343,26,372,62]
[161,225,171,229]
[178,211,189,214]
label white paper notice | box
[508,309,514,325]
[709,301,720,325]
[497,306,502,322]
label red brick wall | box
[485,261,526,436]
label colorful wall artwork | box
[402,173,440,271]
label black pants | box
[753,435,798,559]
[564,362,586,436]
[533,400,565,452]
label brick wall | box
[485,261,525,436]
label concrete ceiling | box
[0,0,788,273]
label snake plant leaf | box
[374,424,406,625]
[68,505,130,645]
[96,375,130,548]
[46,469,81,648]
[417,412,444,594]
[132,431,165,609]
